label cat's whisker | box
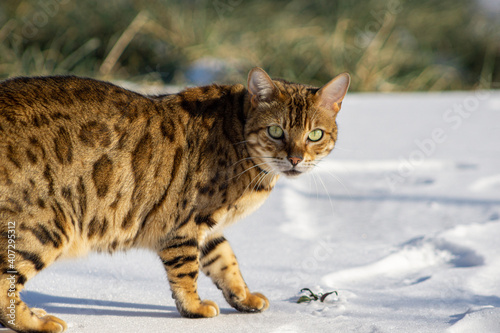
[242,170,266,195]
[310,171,320,202]
[232,140,257,146]
[314,171,336,216]
[228,161,272,183]
[251,172,267,193]
[252,169,275,193]
[307,171,313,193]
[229,156,257,169]
[229,156,276,170]
[241,164,277,196]
[316,165,353,200]
[333,146,355,152]
[261,171,278,192]
[226,158,277,182]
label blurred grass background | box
[0,0,499,91]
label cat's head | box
[245,67,350,178]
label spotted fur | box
[0,68,350,332]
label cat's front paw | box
[177,299,220,318]
[225,290,269,313]
[39,315,68,333]
[28,308,67,333]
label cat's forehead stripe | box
[275,82,315,129]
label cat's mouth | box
[282,169,302,178]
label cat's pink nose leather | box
[288,156,302,166]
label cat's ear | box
[248,67,279,107]
[316,73,351,113]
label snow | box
[6,90,500,332]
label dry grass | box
[0,0,498,91]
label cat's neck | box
[157,83,278,194]
[222,86,280,192]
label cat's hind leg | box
[200,234,269,313]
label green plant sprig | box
[297,288,338,303]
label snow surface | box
[5,91,500,332]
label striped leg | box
[159,236,219,318]
[200,234,269,313]
[0,276,67,333]
[0,202,73,333]
[0,221,69,332]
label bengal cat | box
[0,67,350,332]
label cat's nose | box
[288,156,302,167]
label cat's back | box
[0,76,148,125]
[0,76,161,200]
[0,76,157,160]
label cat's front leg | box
[159,236,219,318]
[200,234,269,313]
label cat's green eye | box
[268,125,284,139]
[308,129,323,142]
